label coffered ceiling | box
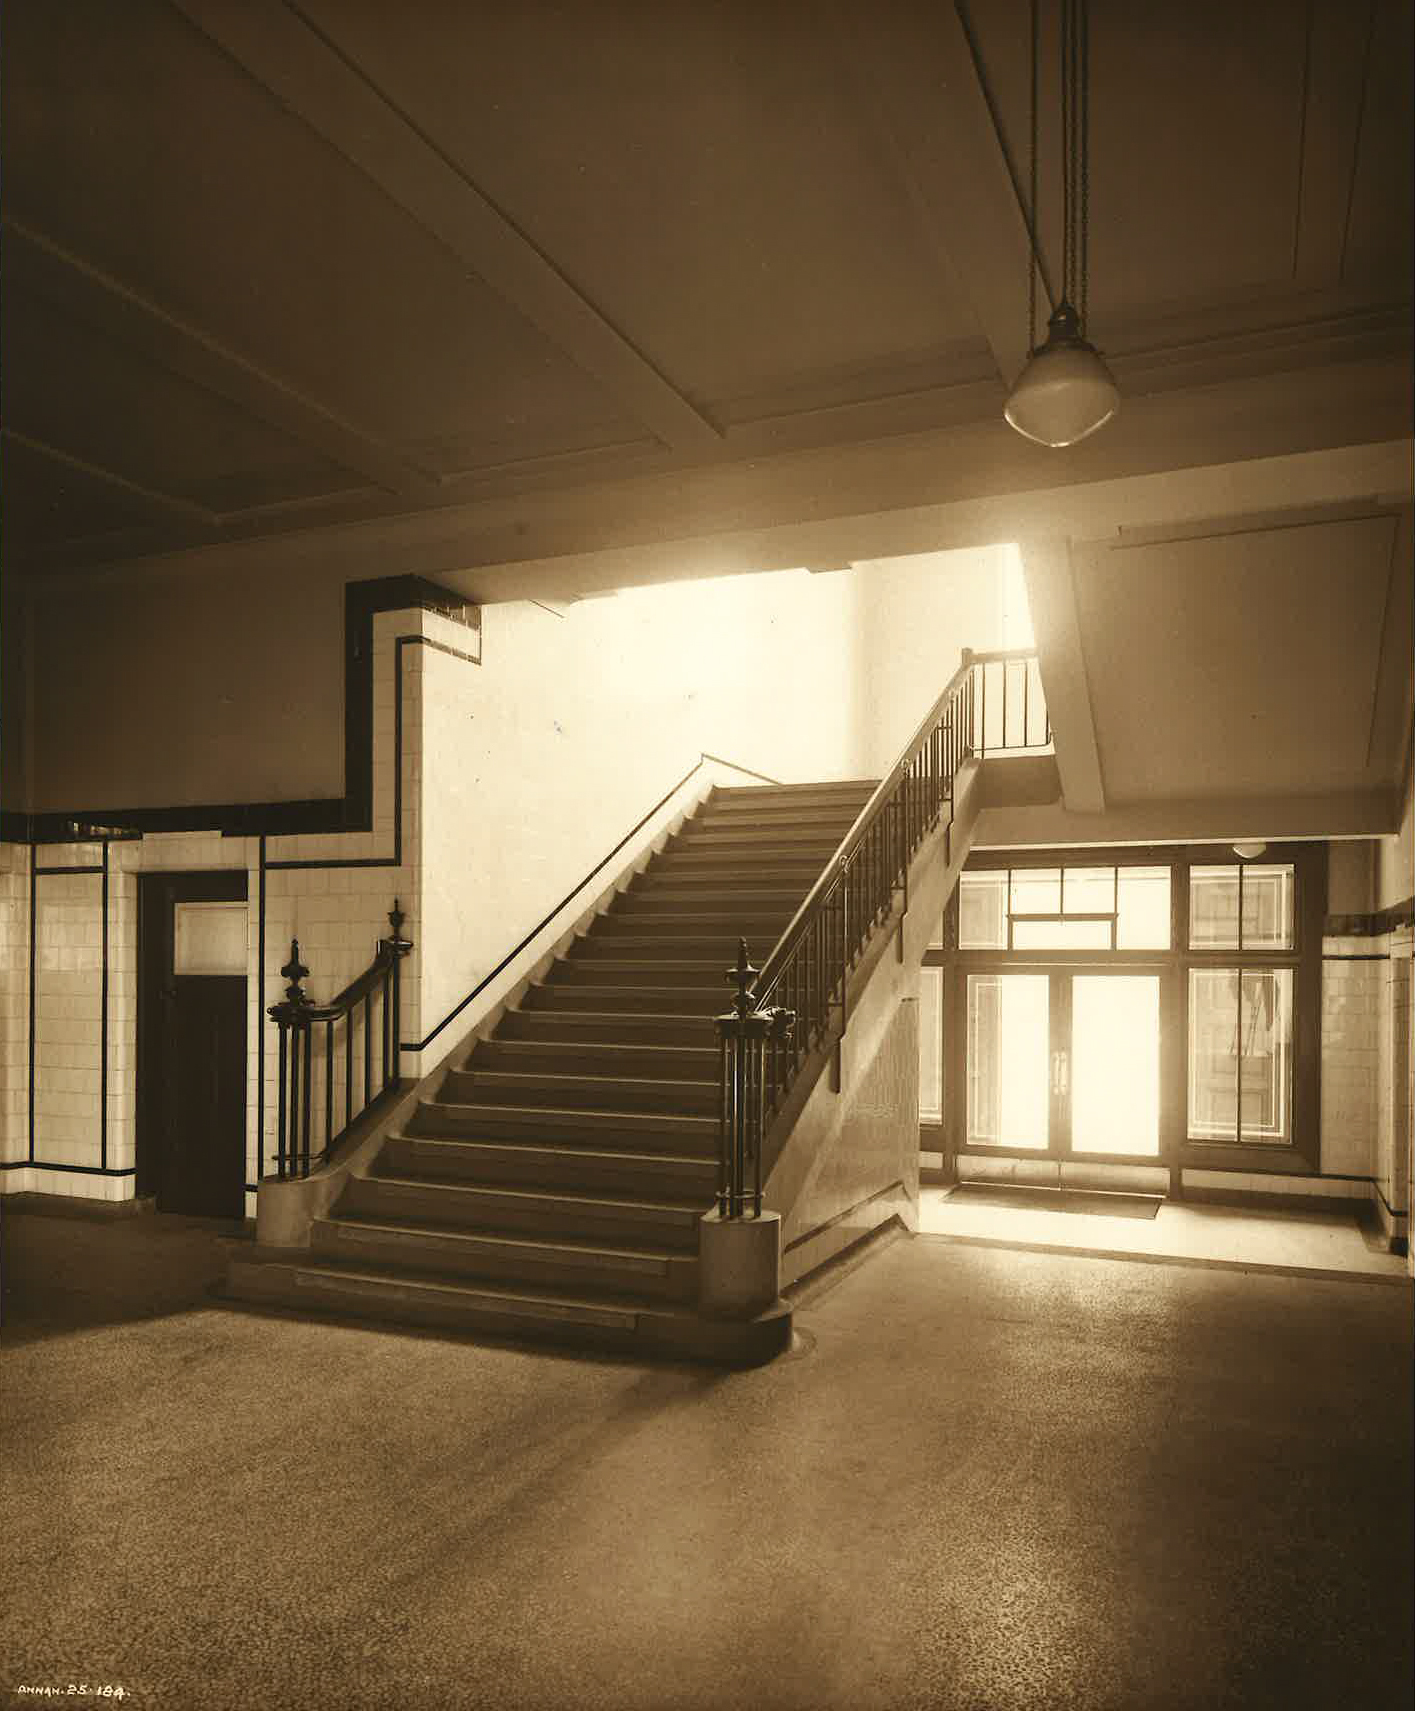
[2,0,1411,586]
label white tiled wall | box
[1377,928,1412,1241]
[1320,937,1382,1177]
[0,843,31,1176]
[0,605,437,1219]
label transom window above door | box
[958,864,1171,951]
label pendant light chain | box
[1028,0,1039,356]
[1079,0,1090,335]
[1060,0,1072,310]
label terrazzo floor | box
[2,1204,1412,1711]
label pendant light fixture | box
[1004,0,1119,448]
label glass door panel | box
[966,974,1049,1149]
[1070,975,1161,1156]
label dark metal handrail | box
[715,649,1048,1219]
[268,903,412,1181]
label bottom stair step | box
[220,1249,790,1365]
[310,1215,698,1299]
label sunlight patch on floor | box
[918,1187,1409,1281]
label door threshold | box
[946,1181,1165,1221]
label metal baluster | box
[276,1025,288,1179]
[382,971,392,1092]
[325,1019,334,1156]
[364,990,372,1108]
[301,1019,313,1178]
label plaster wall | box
[1377,764,1414,911]
[416,575,868,1044]
[856,546,1010,776]
[16,559,349,814]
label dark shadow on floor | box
[1,1206,248,1346]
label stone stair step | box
[221,1253,789,1363]
[442,1066,717,1115]
[549,959,732,988]
[610,889,801,914]
[407,1096,718,1149]
[343,1172,704,1248]
[311,1215,699,1300]
[521,983,727,1015]
[494,1010,715,1049]
[380,1131,717,1196]
[467,1038,718,1079]
[594,909,790,936]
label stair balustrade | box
[269,903,413,1180]
[715,649,1048,1219]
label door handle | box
[1051,1051,1070,1096]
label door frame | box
[952,960,1178,1173]
[137,869,249,1212]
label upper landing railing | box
[714,648,1049,1219]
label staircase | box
[226,779,876,1357]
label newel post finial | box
[386,899,413,959]
[727,938,759,1019]
[280,939,310,1008]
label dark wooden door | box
[138,872,248,1218]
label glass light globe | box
[1004,302,1120,448]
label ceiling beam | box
[2,428,221,529]
[1293,0,1375,288]
[3,218,440,500]
[1017,540,1106,814]
[974,788,1399,848]
[170,0,720,455]
[1366,505,1414,777]
[833,0,1042,386]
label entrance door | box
[137,872,248,1218]
[964,969,1162,1160]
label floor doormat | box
[949,1183,1164,1220]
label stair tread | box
[365,1173,707,1216]
[231,1252,702,1323]
[418,1098,716,1129]
[391,1132,716,1169]
[323,1213,696,1264]
[463,1069,716,1090]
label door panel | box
[1069,974,1161,1156]
[138,873,247,1218]
[965,974,1050,1149]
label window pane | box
[1188,967,1295,1144]
[959,872,1007,949]
[919,967,943,1124]
[1062,866,1115,915]
[1188,969,1239,1139]
[1116,867,1172,949]
[1010,868,1061,915]
[1072,976,1160,1155]
[1238,969,1293,1141]
[966,974,1049,1148]
[1190,866,1240,949]
[1011,918,1112,950]
[174,902,247,976]
[1241,865,1294,950]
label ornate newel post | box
[269,939,312,1180]
[699,940,795,1321]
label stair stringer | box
[762,758,984,1289]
